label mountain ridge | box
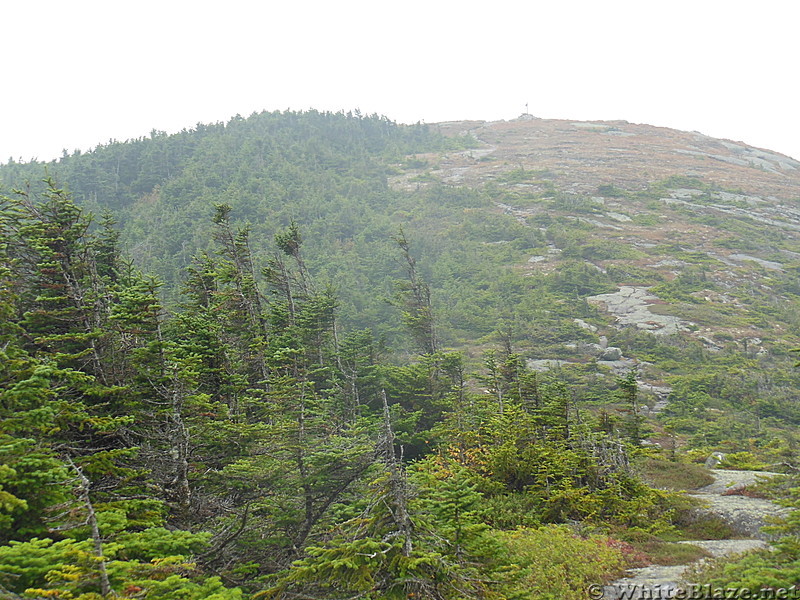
[386,116,800,358]
[401,116,800,200]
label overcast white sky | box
[2,0,798,163]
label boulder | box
[705,452,726,468]
[599,346,622,361]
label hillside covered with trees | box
[3,110,800,598]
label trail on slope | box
[603,469,786,599]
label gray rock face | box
[604,566,686,599]
[599,347,623,362]
[683,539,768,558]
[638,383,672,397]
[689,493,784,540]
[728,253,784,271]
[573,318,598,332]
[695,469,781,495]
[525,358,568,372]
[689,469,788,540]
[587,286,692,335]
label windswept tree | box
[391,229,437,355]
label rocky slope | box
[404,117,800,199]
[391,116,800,397]
[605,469,786,599]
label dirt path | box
[602,469,786,599]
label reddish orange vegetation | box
[720,485,768,499]
[603,537,651,568]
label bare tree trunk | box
[380,390,414,557]
[66,458,112,597]
[169,384,192,524]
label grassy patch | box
[674,513,739,540]
[645,541,710,565]
[620,530,711,566]
[636,458,715,491]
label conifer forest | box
[2,110,800,599]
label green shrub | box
[718,451,769,471]
[687,547,800,593]
[490,525,626,599]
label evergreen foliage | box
[0,186,662,598]
[2,110,799,596]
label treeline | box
[0,183,674,599]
